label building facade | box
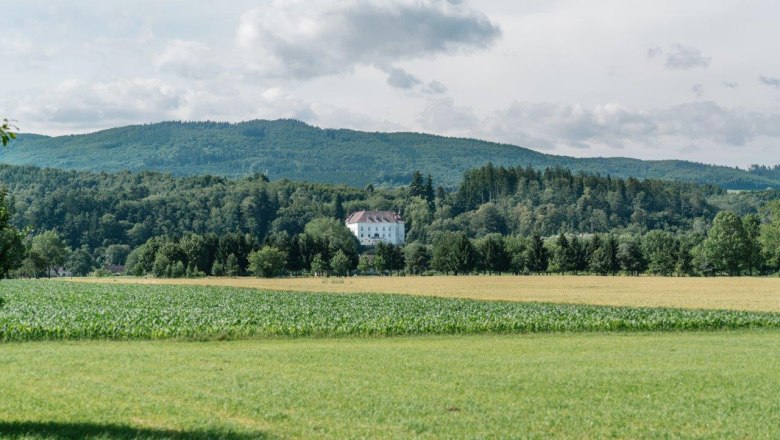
[346,210,405,246]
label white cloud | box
[417,98,480,136]
[418,99,780,155]
[15,79,185,130]
[236,0,500,79]
[664,44,711,70]
[759,75,780,88]
[257,88,317,121]
[155,40,220,80]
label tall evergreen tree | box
[476,234,509,275]
[525,235,548,274]
[742,213,762,275]
[409,171,425,198]
[424,174,435,204]
[333,194,345,221]
[549,233,574,274]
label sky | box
[2,0,779,167]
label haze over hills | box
[2,119,778,190]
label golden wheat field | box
[69,275,780,312]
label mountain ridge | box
[2,119,778,190]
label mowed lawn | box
[2,332,780,439]
[73,275,780,312]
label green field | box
[2,280,780,439]
[2,332,780,439]
[2,280,780,342]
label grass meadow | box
[72,275,780,312]
[1,278,780,438]
[2,332,780,439]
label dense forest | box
[1,162,780,278]
[4,119,780,190]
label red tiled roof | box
[346,210,404,224]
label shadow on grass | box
[0,421,270,439]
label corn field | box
[1,280,779,342]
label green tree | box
[431,232,475,275]
[476,233,509,274]
[409,171,425,198]
[102,244,131,266]
[330,250,351,277]
[333,194,345,221]
[642,230,677,276]
[703,211,748,276]
[403,242,430,274]
[357,255,373,274]
[589,234,618,275]
[225,253,240,276]
[549,233,574,274]
[310,253,328,276]
[248,246,288,278]
[30,230,68,277]
[66,246,95,276]
[1,119,16,146]
[742,214,762,275]
[151,242,187,278]
[179,234,212,274]
[211,260,225,276]
[303,217,359,267]
[374,242,389,274]
[760,201,780,272]
[405,197,433,242]
[372,254,387,275]
[504,236,527,275]
[674,237,695,276]
[617,236,645,275]
[525,235,548,274]
[424,174,435,204]
[0,189,26,278]
[472,203,507,236]
[570,236,588,274]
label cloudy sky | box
[2,0,779,167]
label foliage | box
[642,230,678,276]
[28,230,68,277]
[0,189,26,277]
[0,119,16,146]
[703,211,749,275]
[403,241,430,274]
[329,250,351,277]
[65,246,95,276]
[760,201,780,271]
[310,254,328,276]
[431,232,475,275]
[248,246,287,278]
[4,120,780,189]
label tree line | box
[1,163,780,278]
[44,202,778,278]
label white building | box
[346,210,405,246]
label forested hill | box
[3,119,778,190]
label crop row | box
[1,280,779,342]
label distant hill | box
[2,119,778,189]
